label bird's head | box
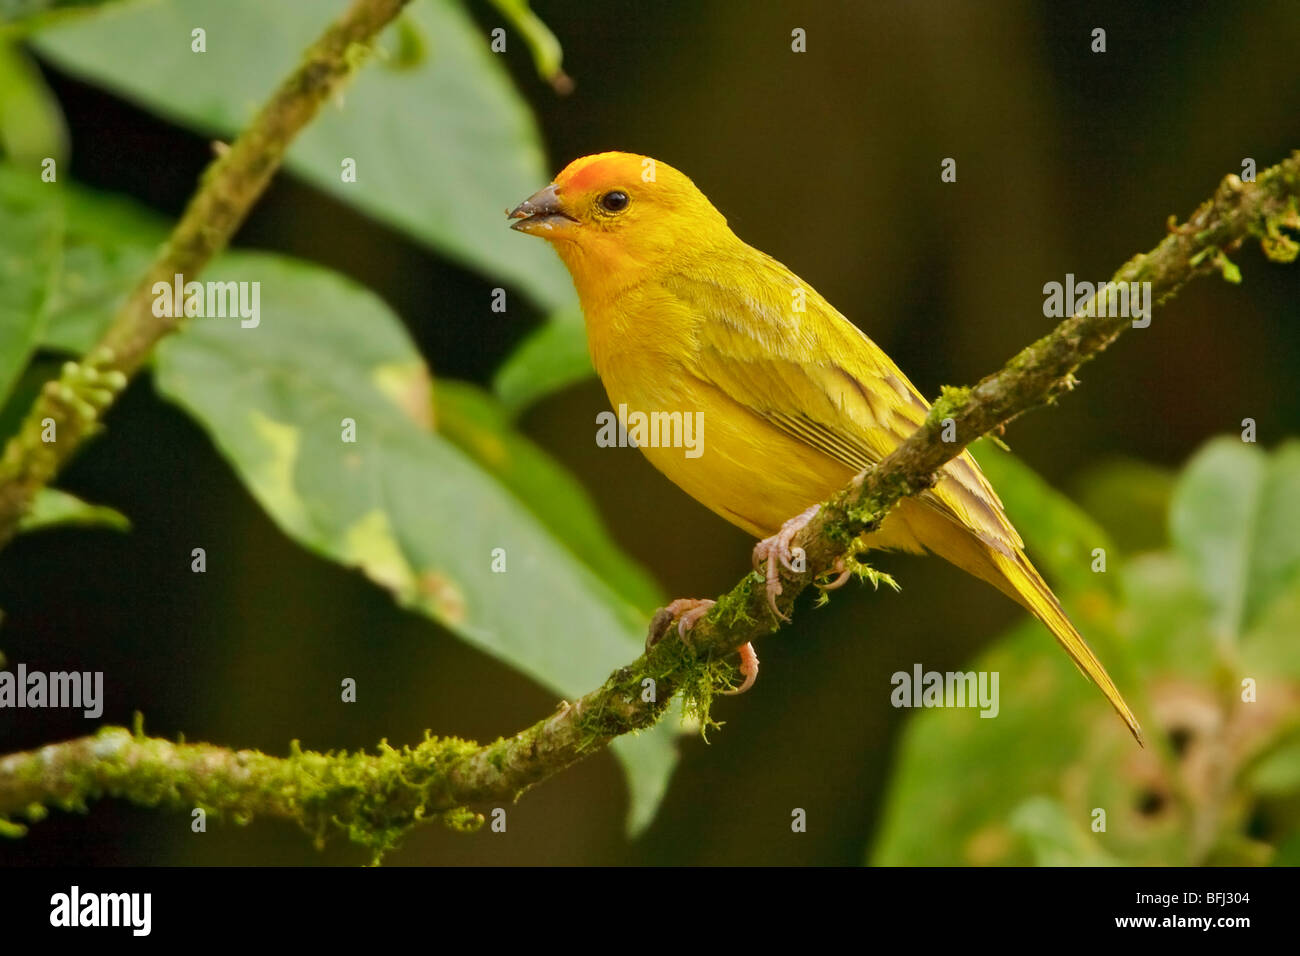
[507,152,728,295]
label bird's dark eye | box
[600,190,629,213]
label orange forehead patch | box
[556,152,645,193]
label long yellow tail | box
[989,549,1143,744]
[885,498,1143,742]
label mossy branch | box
[0,0,414,549]
[2,152,1297,853]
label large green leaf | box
[0,161,164,355]
[0,160,61,406]
[867,615,1118,866]
[492,313,593,416]
[1071,458,1176,556]
[30,0,576,311]
[1170,438,1300,641]
[151,252,676,832]
[871,438,1300,866]
[434,379,662,613]
[4,159,675,829]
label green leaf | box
[1008,797,1122,866]
[20,486,129,532]
[1118,552,1215,678]
[970,440,1119,596]
[1170,437,1300,642]
[492,313,592,415]
[0,161,61,407]
[1247,736,1300,797]
[29,0,577,312]
[867,615,1109,866]
[151,251,675,833]
[434,379,662,613]
[0,161,166,354]
[0,0,131,33]
[0,40,67,164]
[1071,457,1176,555]
[871,440,1300,866]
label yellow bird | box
[508,151,1141,743]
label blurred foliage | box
[0,0,681,834]
[0,156,58,404]
[21,487,129,533]
[1,0,1295,863]
[491,312,593,416]
[872,437,1300,866]
[434,378,663,611]
[28,0,576,311]
[0,39,65,163]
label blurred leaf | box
[0,40,66,163]
[970,440,1119,597]
[151,251,675,833]
[873,437,1300,866]
[29,0,576,312]
[1273,831,1300,866]
[492,313,592,415]
[1170,438,1300,641]
[1118,552,1215,678]
[1241,583,1300,680]
[3,160,674,830]
[0,0,131,33]
[0,162,61,407]
[1247,735,1300,796]
[870,450,1141,865]
[1008,796,1122,866]
[0,161,164,354]
[868,616,1107,866]
[1072,457,1176,555]
[434,379,662,612]
[19,486,129,532]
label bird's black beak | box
[507,183,578,235]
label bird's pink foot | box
[751,503,821,620]
[646,597,716,651]
[719,641,759,695]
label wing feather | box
[664,248,1021,555]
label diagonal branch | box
[3,152,1297,853]
[0,0,414,549]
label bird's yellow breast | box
[585,283,857,538]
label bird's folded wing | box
[665,255,1022,555]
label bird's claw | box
[647,598,759,695]
[646,597,716,651]
[751,504,821,621]
[815,555,852,591]
[719,642,759,696]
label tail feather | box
[885,499,1143,743]
[989,550,1143,745]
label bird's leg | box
[752,503,821,621]
[645,598,760,695]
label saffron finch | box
[508,152,1141,742]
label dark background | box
[2,0,1298,864]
